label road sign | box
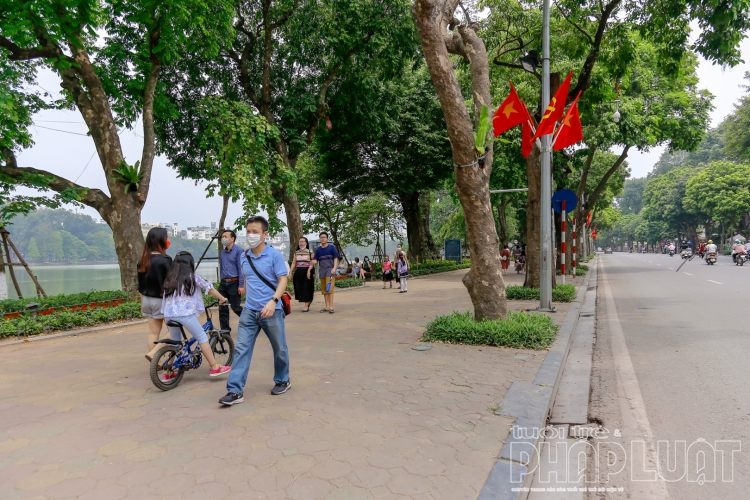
[445,239,462,263]
[552,189,578,213]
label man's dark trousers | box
[218,280,243,332]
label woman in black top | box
[139,228,172,360]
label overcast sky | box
[14,35,750,229]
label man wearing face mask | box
[220,216,291,405]
[218,230,245,334]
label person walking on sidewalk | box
[397,251,410,293]
[382,255,394,289]
[139,228,173,360]
[500,244,511,276]
[218,230,245,333]
[219,216,291,406]
[393,243,404,289]
[290,237,314,312]
[311,232,339,314]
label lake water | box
[5,261,221,298]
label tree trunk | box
[218,193,230,257]
[400,191,440,263]
[419,191,440,260]
[412,0,507,321]
[497,199,509,248]
[524,145,541,288]
[282,192,304,265]
[104,195,145,293]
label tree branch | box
[138,26,163,206]
[568,0,621,104]
[0,35,63,60]
[1,148,111,212]
[553,1,594,44]
[588,145,629,208]
[305,30,375,147]
[576,146,597,201]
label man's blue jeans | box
[227,308,290,394]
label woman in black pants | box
[290,237,315,312]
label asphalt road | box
[587,252,750,499]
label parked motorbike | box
[705,252,717,265]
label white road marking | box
[707,280,723,284]
[668,268,674,270]
[599,260,670,499]
[657,264,662,266]
[684,272,692,276]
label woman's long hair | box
[297,237,310,252]
[162,252,196,296]
[138,227,169,273]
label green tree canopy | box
[684,161,750,234]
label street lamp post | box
[538,0,554,311]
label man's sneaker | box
[209,365,231,377]
[271,381,291,395]
[161,371,178,383]
[218,392,244,406]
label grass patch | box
[0,301,142,339]
[505,284,577,302]
[422,311,558,349]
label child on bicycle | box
[161,251,232,380]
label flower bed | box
[0,290,132,317]
[0,301,142,339]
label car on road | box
[604,247,613,254]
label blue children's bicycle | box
[149,305,234,391]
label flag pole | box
[539,0,554,311]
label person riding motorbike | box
[732,239,747,264]
[668,243,676,256]
[705,240,717,254]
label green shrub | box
[505,284,577,302]
[586,253,596,260]
[505,285,540,301]
[0,301,142,338]
[576,264,588,272]
[421,311,558,349]
[0,290,132,315]
[552,284,576,302]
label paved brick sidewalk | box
[0,270,579,500]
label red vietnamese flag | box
[531,71,573,141]
[520,98,535,157]
[521,120,533,158]
[493,82,526,136]
[553,93,583,151]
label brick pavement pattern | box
[0,269,577,500]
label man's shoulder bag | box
[246,253,292,316]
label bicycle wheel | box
[150,345,185,391]
[210,333,235,367]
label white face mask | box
[221,237,230,247]
[299,242,306,249]
[246,233,263,248]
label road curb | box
[479,259,598,500]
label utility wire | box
[74,151,98,183]
[33,125,89,136]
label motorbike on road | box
[733,253,748,266]
[705,252,717,265]
[681,249,692,260]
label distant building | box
[185,226,214,240]
[142,222,179,238]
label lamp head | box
[520,50,540,74]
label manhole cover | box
[412,345,431,351]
